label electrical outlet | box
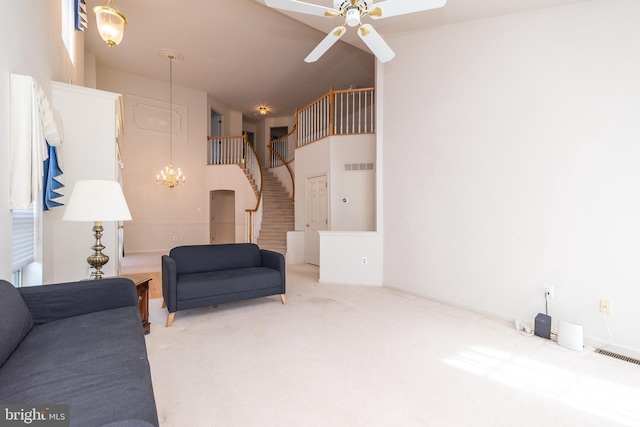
[599,299,612,314]
[361,257,368,265]
[543,285,554,298]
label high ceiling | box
[84,0,590,118]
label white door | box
[306,175,328,265]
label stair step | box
[257,169,295,254]
[261,223,293,229]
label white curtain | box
[10,74,63,210]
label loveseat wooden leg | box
[280,294,287,305]
[161,300,166,309]
[166,312,175,327]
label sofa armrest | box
[18,277,138,325]
[162,255,177,312]
[260,249,286,293]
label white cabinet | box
[46,82,123,283]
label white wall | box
[319,231,382,286]
[0,2,82,281]
[294,135,376,231]
[97,67,209,253]
[382,0,640,355]
[205,164,258,243]
[294,140,331,231]
[330,134,376,231]
[294,135,379,283]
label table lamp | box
[63,179,132,279]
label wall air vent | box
[594,348,640,365]
[345,162,375,171]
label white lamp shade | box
[63,180,132,222]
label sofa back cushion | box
[170,243,262,275]
[0,280,33,368]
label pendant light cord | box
[169,55,174,165]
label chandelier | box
[157,52,186,189]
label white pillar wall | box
[381,0,640,356]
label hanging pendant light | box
[157,51,186,189]
[93,0,128,47]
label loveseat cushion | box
[177,267,282,301]
[170,243,262,275]
[0,280,33,368]
[0,306,158,426]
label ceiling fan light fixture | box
[345,7,360,27]
[93,0,128,47]
[265,0,447,63]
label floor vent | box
[594,348,640,365]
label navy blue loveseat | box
[161,243,286,326]
[0,278,158,427]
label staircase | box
[257,171,294,255]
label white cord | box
[545,292,550,316]
[598,311,612,349]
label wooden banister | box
[244,133,264,244]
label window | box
[12,204,35,287]
[61,0,75,64]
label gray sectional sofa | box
[0,278,158,427]
[162,243,286,326]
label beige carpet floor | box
[144,264,640,427]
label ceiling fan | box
[264,0,447,63]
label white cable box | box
[557,321,583,351]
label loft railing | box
[296,87,375,148]
[207,134,264,243]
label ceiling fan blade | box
[264,0,340,18]
[368,0,447,20]
[305,26,347,63]
[357,24,395,63]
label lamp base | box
[88,221,109,279]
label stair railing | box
[242,134,264,244]
[296,86,375,148]
[268,125,296,203]
[208,135,245,165]
[207,134,264,243]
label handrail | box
[269,125,296,166]
[243,133,264,244]
[295,86,375,148]
[296,90,331,148]
[207,135,245,165]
